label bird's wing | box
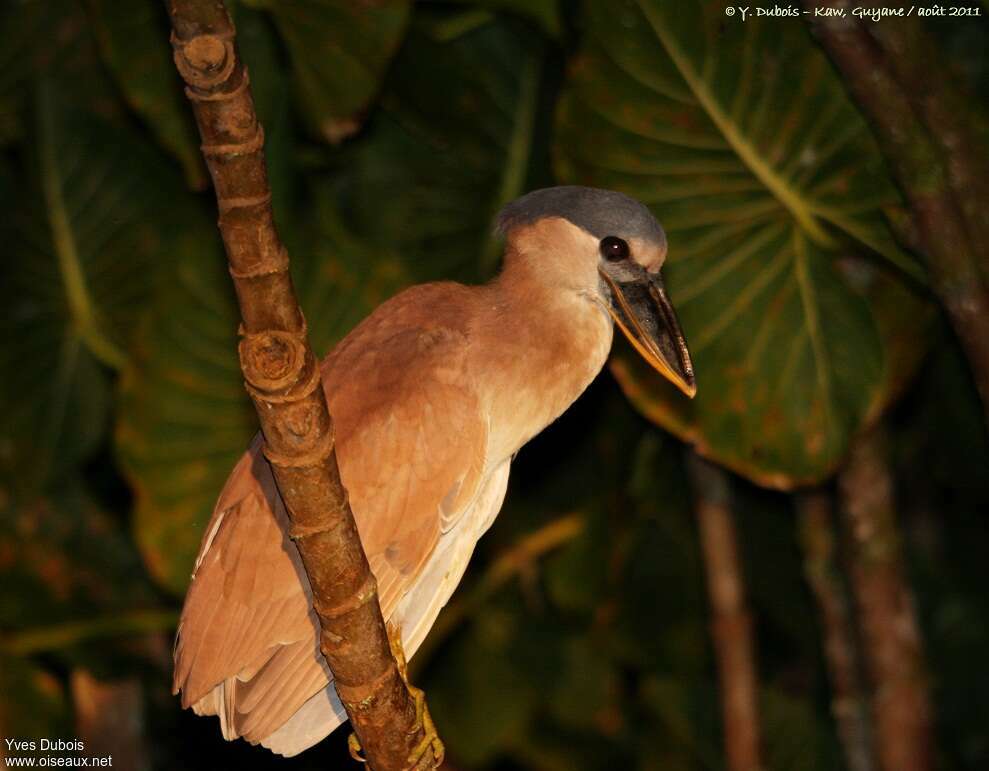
[325,312,489,613]
[172,437,332,744]
[173,283,491,751]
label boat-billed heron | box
[173,185,695,756]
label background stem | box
[797,490,875,771]
[838,429,934,771]
[686,452,762,771]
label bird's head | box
[497,186,696,398]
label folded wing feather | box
[173,284,499,756]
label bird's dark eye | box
[600,236,629,262]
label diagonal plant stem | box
[0,609,180,656]
[411,513,584,674]
[164,2,439,768]
[805,1,989,426]
[685,453,762,771]
[838,429,934,771]
[796,490,875,771]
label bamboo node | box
[287,509,345,541]
[244,350,322,406]
[201,124,264,157]
[171,31,236,89]
[185,66,250,103]
[263,423,335,468]
[218,192,273,214]
[335,662,397,707]
[227,242,289,279]
[312,574,379,621]
[185,35,225,71]
[239,329,307,394]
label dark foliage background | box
[1,1,987,769]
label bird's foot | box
[388,623,445,769]
[345,626,444,768]
[405,682,445,768]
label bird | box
[172,185,695,757]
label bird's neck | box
[474,246,613,465]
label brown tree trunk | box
[686,453,762,771]
[165,2,440,768]
[838,430,934,771]
[805,1,989,426]
[796,490,875,771]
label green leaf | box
[116,196,407,594]
[233,6,295,223]
[435,0,561,37]
[0,480,156,632]
[0,0,123,133]
[87,0,208,189]
[0,84,184,490]
[555,0,909,487]
[0,3,43,144]
[849,256,935,423]
[641,676,721,770]
[245,0,411,142]
[427,620,538,766]
[345,15,545,283]
[544,522,608,613]
[547,637,617,729]
[761,687,840,771]
[0,657,70,741]
[0,0,124,143]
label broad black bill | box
[599,265,696,398]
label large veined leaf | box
[0,480,155,631]
[232,5,295,221]
[244,0,411,142]
[116,193,407,595]
[87,0,207,189]
[0,0,123,145]
[0,84,184,491]
[555,0,921,487]
[345,14,545,283]
[427,616,539,766]
[436,0,561,37]
[0,2,46,144]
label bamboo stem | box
[164,3,439,768]
[838,430,934,771]
[796,490,875,771]
[686,453,762,771]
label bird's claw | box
[388,623,445,769]
[405,682,445,768]
[346,625,443,769]
[348,731,367,763]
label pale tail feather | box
[247,461,511,757]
